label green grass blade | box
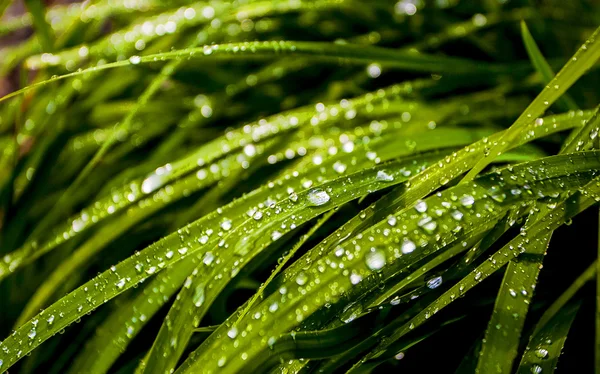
[476,228,551,373]
[516,302,581,374]
[174,153,600,373]
[23,0,55,52]
[520,21,579,112]
[0,146,442,371]
[2,40,520,104]
[462,26,600,182]
[351,180,600,371]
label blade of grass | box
[516,302,582,374]
[521,21,579,112]
[350,180,600,371]
[23,0,55,52]
[174,153,600,373]
[2,40,525,104]
[462,26,600,182]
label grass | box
[0,0,599,373]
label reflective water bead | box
[307,188,330,206]
[365,247,386,270]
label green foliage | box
[0,1,599,373]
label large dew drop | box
[307,188,330,206]
[365,247,386,270]
[401,239,416,254]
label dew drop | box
[350,273,363,285]
[129,55,141,64]
[531,364,542,374]
[535,348,548,359]
[376,170,394,182]
[227,327,238,339]
[401,239,416,254]
[450,210,463,221]
[307,188,330,206]
[365,247,386,270]
[221,219,232,231]
[296,272,308,285]
[426,275,443,289]
[460,195,475,207]
[414,200,428,213]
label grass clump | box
[0,1,600,373]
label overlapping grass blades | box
[1,1,600,373]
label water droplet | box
[451,210,463,221]
[221,219,232,231]
[115,278,126,289]
[531,364,542,374]
[535,348,548,359]
[217,356,227,367]
[296,272,308,285]
[418,216,437,233]
[253,211,263,220]
[426,276,443,289]
[350,273,363,285]
[28,328,37,339]
[333,161,347,173]
[387,215,397,226]
[376,170,394,182]
[203,252,214,265]
[460,195,475,207]
[271,231,282,241]
[401,239,416,254]
[227,327,238,339]
[193,285,205,307]
[365,247,386,270]
[415,200,428,213]
[129,55,141,64]
[307,188,330,206]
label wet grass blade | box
[350,179,600,372]
[2,40,520,104]
[521,21,578,112]
[173,153,600,373]
[463,26,600,182]
[516,302,581,374]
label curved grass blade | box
[2,40,520,104]
[350,179,600,371]
[516,302,581,374]
[23,0,55,52]
[521,21,578,112]
[14,110,469,323]
[475,226,551,373]
[138,208,336,374]
[0,143,444,371]
[174,153,600,373]
[462,26,600,182]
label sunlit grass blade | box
[521,21,578,112]
[2,40,522,104]
[350,179,600,372]
[462,26,600,182]
[174,153,600,373]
